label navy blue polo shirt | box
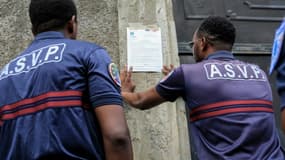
[0,31,122,159]
[156,51,285,160]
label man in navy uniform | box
[121,16,285,159]
[270,18,285,135]
[0,0,133,159]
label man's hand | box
[162,64,174,76]
[120,66,136,93]
[120,65,167,110]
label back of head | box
[29,0,77,35]
[197,16,236,50]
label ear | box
[200,37,208,51]
[67,16,76,33]
[31,27,37,36]
[66,15,77,39]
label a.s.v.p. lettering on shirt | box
[0,43,66,80]
[204,62,266,81]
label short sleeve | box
[86,48,122,108]
[155,66,185,102]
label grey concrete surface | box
[118,0,190,159]
[0,0,191,159]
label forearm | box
[103,132,133,160]
[95,105,133,160]
[121,92,145,109]
[121,88,166,110]
[120,66,166,109]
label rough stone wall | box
[0,0,191,159]
[0,0,119,66]
[0,0,31,67]
[76,0,120,65]
[118,0,190,160]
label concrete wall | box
[0,0,190,159]
[0,0,31,67]
[0,0,120,66]
[118,0,190,159]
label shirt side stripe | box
[0,90,83,123]
[190,106,273,122]
[1,100,82,120]
[190,99,272,116]
[0,90,82,113]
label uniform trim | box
[0,91,83,123]
[190,100,273,122]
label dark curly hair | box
[29,0,77,34]
[197,16,236,48]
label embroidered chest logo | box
[0,43,66,80]
[203,62,266,81]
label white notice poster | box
[127,28,163,72]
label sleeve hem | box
[155,85,176,102]
[91,94,123,108]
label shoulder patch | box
[108,63,121,87]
